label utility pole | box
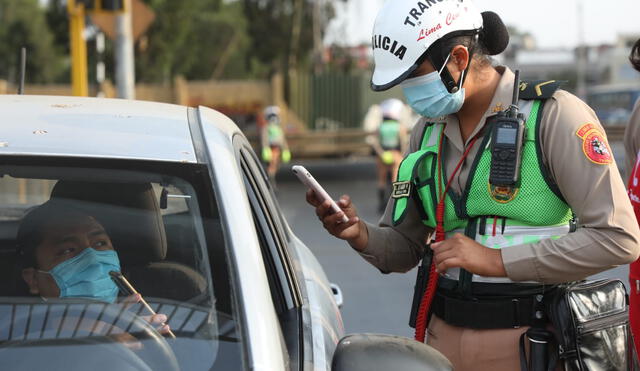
[67,0,89,97]
[96,32,106,97]
[312,0,324,73]
[576,0,587,99]
[115,0,135,99]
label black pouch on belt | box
[409,246,432,329]
[545,279,636,371]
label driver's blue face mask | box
[401,54,466,118]
[39,248,121,303]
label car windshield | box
[0,160,243,371]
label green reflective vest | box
[267,122,284,146]
[392,99,573,254]
[379,120,401,149]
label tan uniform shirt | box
[624,99,640,175]
[359,67,640,284]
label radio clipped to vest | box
[490,70,526,188]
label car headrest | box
[50,181,167,264]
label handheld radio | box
[489,70,526,187]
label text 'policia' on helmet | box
[371,0,484,92]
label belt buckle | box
[511,298,520,329]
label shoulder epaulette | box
[518,80,565,100]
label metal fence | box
[289,71,362,130]
[288,70,408,130]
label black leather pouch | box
[546,279,634,370]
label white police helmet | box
[264,105,281,119]
[264,105,282,125]
[371,0,483,91]
[380,98,404,121]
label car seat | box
[49,180,207,302]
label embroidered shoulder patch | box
[392,181,412,199]
[576,123,613,165]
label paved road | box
[276,158,629,337]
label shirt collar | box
[441,66,516,152]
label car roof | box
[0,95,207,163]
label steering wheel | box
[0,300,180,371]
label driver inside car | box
[17,200,170,337]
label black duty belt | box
[432,278,556,329]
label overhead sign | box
[90,0,155,41]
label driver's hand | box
[121,294,172,335]
[143,313,171,335]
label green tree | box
[0,0,65,84]
[136,0,254,83]
[242,0,334,74]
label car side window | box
[238,148,301,310]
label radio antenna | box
[509,70,521,118]
[18,47,26,95]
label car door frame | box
[232,134,309,369]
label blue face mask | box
[401,56,466,118]
[40,248,121,303]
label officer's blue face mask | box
[401,54,466,118]
[39,248,121,303]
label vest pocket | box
[416,177,437,225]
[414,153,439,226]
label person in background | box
[367,98,409,212]
[623,37,640,356]
[260,105,291,185]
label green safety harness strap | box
[392,122,444,226]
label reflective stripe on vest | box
[444,222,570,283]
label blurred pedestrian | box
[260,106,291,185]
[304,0,640,369]
[366,98,408,212]
[624,36,640,356]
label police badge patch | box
[489,184,519,203]
[576,123,613,165]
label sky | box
[326,0,640,49]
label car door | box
[233,135,305,371]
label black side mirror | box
[331,333,452,371]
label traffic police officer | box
[306,0,640,369]
[368,98,408,212]
[261,105,291,184]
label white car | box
[0,95,451,371]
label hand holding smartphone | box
[292,165,349,223]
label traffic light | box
[75,0,95,10]
[101,0,124,11]
[73,0,125,12]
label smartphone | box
[109,271,176,339]
[292,165,349,223]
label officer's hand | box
[430,233,507,277]
[306,191,367,249]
